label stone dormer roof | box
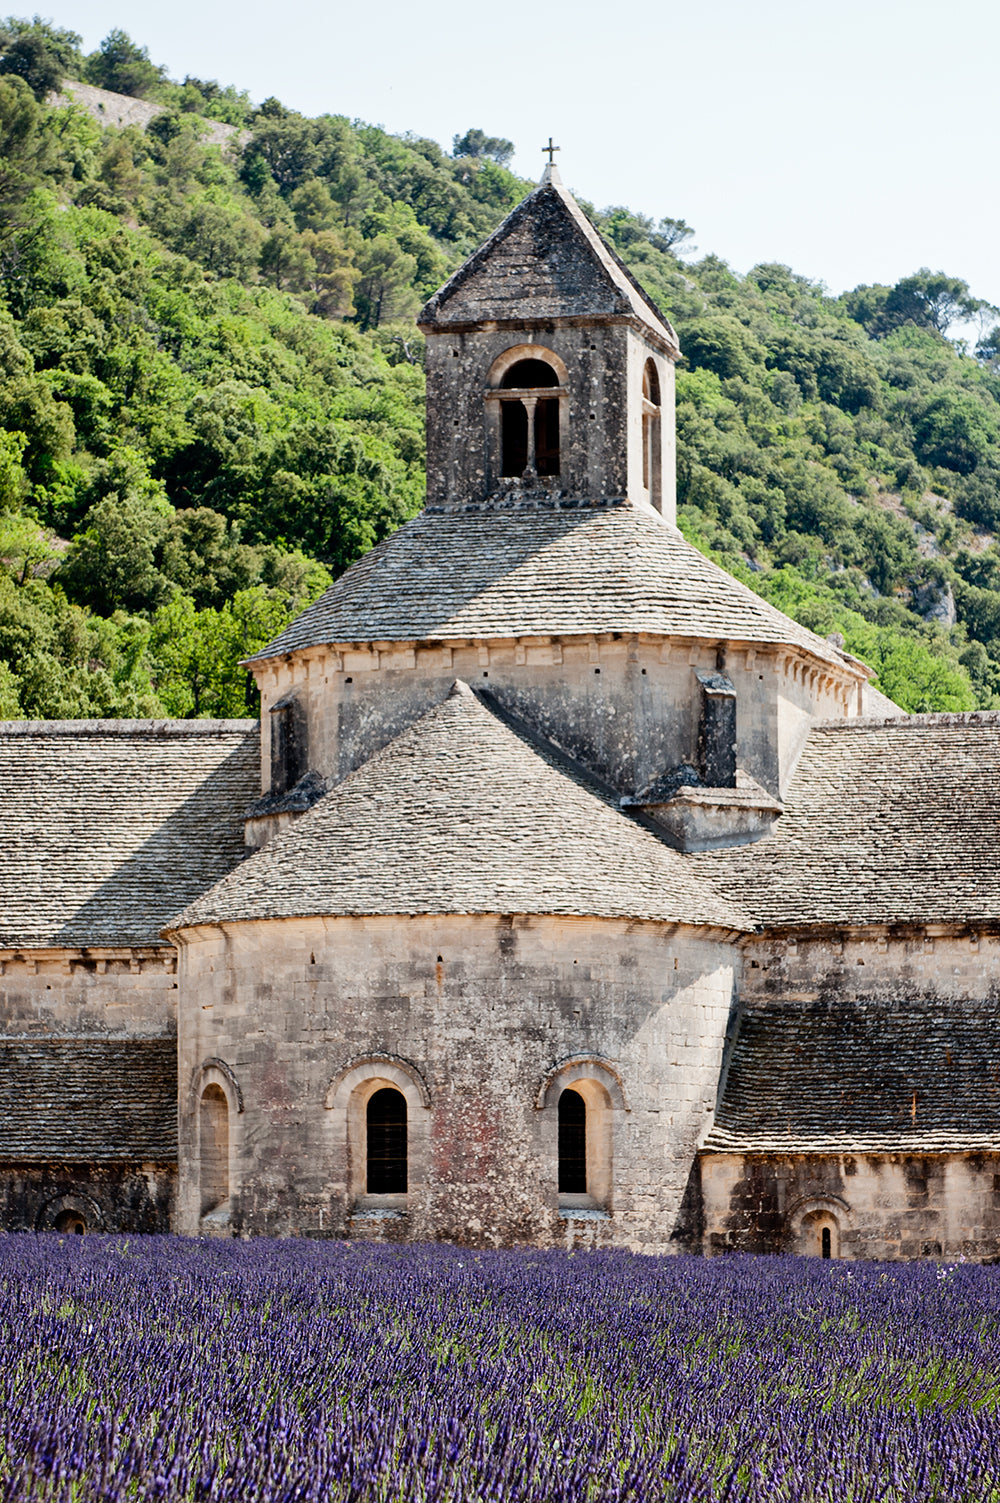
[0,720,259,949]
[0,1037,177,1162]
[172,683,751,933]
[697,713,1000,928]
[419,168,679,354]
[705,1001,1000,1153]
[248,504,859,673]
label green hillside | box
[0,18,998,717]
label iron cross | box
[542,137,561,165]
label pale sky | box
[39,0,1000,314]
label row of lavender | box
[0,1236,998,1501]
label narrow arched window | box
[200,1083,229,1215]
[821,1226,831,1259]
[367,1087,407,1194]
[499,357,560,479]
[642,358,662,510]
[558,1087,587,1193]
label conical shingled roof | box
[418,170,679,353]
[170,683,751,933]
[248,504,858,672]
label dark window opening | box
[821,1226,832,1259]
[641,358,662,506]
[497,357,561,479]
[558,1088,587,1193]
[534,399,560,476]
[367,1088,407,1194]
[54,1210,86,1234]
[500,358,558,389]
[501,400,528,476]
[269,692,308,796]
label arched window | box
[822,1226,832,1259]
[366,1087,407,1194]
[539,1062,625,1214]
[641,358,662,511]
[558,1088,587,1193]
[199,1083,229,1216]
[496,354,561,479]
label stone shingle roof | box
[418,171,679,352]
[0,720,259,948]
[173,683,751,932]
[697,713,1000,928]
[249,503,855,671]
[705,1002,1000,1153]
[0,1037,176,1161]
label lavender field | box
[1,1237,999,1501]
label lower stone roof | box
[0,1037,177,1162]
[697,713,1000,928]
[705,1001,1000,1153]
[172,682,752,933]
[0,720,259,948]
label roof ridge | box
[815,711,1000,731]
[0,719,258,737]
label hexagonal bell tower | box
[418,164,680,520]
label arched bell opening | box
[487,346,567,486]
[641,357,662,512]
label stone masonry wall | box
[255,637,851,806]
[0,1162,175,1234]
[175,913,739,1251]
[741,930,1000,1006]
[702,1151,1000,1261]
[0,948,179,1036]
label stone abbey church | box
[3,165,1000,1261]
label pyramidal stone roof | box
[0,720,259,948]
[697,712,1000,927]
[249,503,858,672]
[172,683,752,933]
[418,167,679,353]
[705,1001,1000,1153]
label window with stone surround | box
[486,346,567,488]
[199,1083,229,1215]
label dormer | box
[418,165,680,520]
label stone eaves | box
[171,682,752,933]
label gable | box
[425,188,628,325]
[420,178,677,348]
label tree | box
[650,217,696,255]
[0,74,54,234]
[452,128,514,167]
[354,234,418,330]
[84,29,166,99]
[913,390,999,474]
[0,16,81,99]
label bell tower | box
[418,162,680,520]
